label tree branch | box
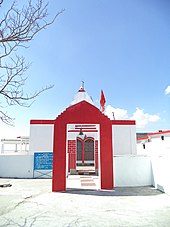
[0,0,64,125]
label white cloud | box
[130,107,160,128]
[164,86,170,95]
[105,105,128,120]
[105,105,160,129]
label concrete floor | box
[0,176,170,227]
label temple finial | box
[81,81,84,89]
[79,81,85,92]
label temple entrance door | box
[76,137,94,167]
[84,138,94,166]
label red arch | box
[52,101,113,192]
[77,136,94,142]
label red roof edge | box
[137,130,170,141]
[111,120,136,125]
[137,136,149,141]
[30,120,55,124]
[148,130,170,136]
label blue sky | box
[0,0,170,139]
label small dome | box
[70,82,94,106]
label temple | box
[1,83,170,194]
[29,83,136,191]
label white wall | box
[137,137,170,195]
[137,136,170,156]
[29,124,54,154]
[1,153,169,195]
[114,155,153,187]
[112,125,137,155]
[151,156,170,195]
[0,155,33,178]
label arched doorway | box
[76,137,94,167]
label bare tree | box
[0,0,64,125]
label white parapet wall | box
[0,154,34,178]
[112,125,137,155]
[29,124,54,154]
[151,155,170,195]
[114,155,153,187]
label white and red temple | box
[29,83,136,192]
[1,83,170,194]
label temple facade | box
[1,84,169,194]
[29,83,136,191]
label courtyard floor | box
[0,176,170,227]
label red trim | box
[75,125,96,127]
[137,130,170,141]
[31,120,136,126]
[84,137,94,141]
[111,120,136,125]
[77,136,94,141]
[148,130,170,136]
[75,127,97,130]
[68,130,98,132]
[77,137,83,142]
[30,120,54,124]
[137,137,149,141]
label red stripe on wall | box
[111,120,136,125]
[137,137,149,141]
[68,130,98,132]
[148,130,170,136]
[30,120,55,124]
[75,125,96,127]
[75,127,97,129]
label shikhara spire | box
[70,82,94,106]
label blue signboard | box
[34,152,53,170]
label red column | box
[100,121,113,190]
[52,120,66,192]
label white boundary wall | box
[114,155,153,187]
[0,154,170,195]
[0,155,33,178]
[0,154,153,186]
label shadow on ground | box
[65,186,163,196]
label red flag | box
[100,90,106,112]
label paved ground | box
[0,176,170,227]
